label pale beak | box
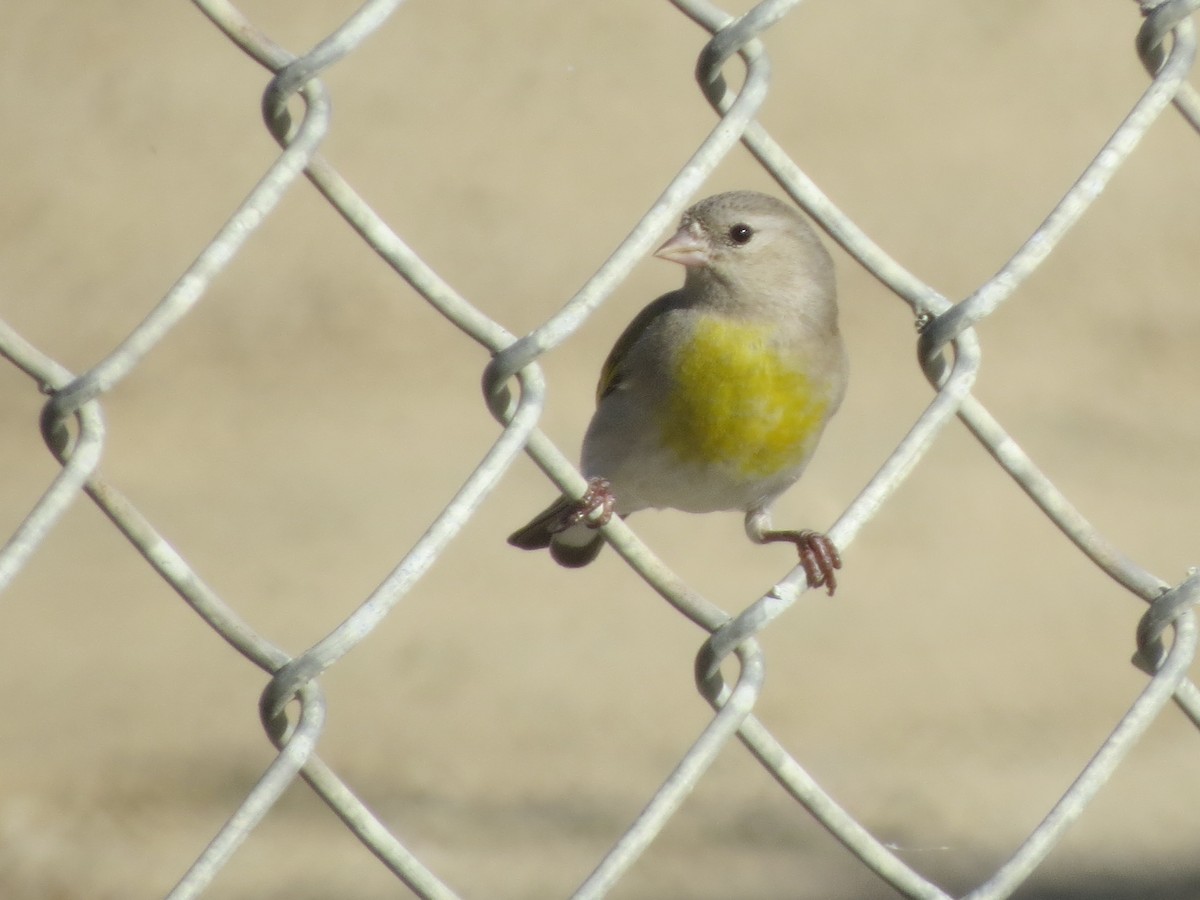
[654,222,710,268]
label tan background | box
[2,1,1200,898]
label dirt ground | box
[3,2,1200,898]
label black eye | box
[729,223,754,245]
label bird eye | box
[729,223,754,245]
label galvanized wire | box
[1,1,1198,898]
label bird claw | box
[548,477,615,534]
[796,530,841,596]
[761,528,841,596]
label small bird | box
[508,190,848,594]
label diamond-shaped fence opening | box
[2,1,1199,898]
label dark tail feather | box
[508,522,554,550]
[508,496,577,550]
[549,534,604,568]
[509,496,607,566]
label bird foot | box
[547,477,615,534]
[760,529,841,596]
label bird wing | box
[595,290,687,404]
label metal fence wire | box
[2,0,1200,897]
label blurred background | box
[2,1,1200,897]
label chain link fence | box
[2,1,1200,897]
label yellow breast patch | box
[662,316,827,477]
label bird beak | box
[654,221,709,268]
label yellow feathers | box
[662,316,827,477]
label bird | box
[508,190,848,594]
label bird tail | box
[508,498,606,567]
[548,532,604,567]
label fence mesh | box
[2,1,1200,897]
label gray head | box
[655,190,836,321]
